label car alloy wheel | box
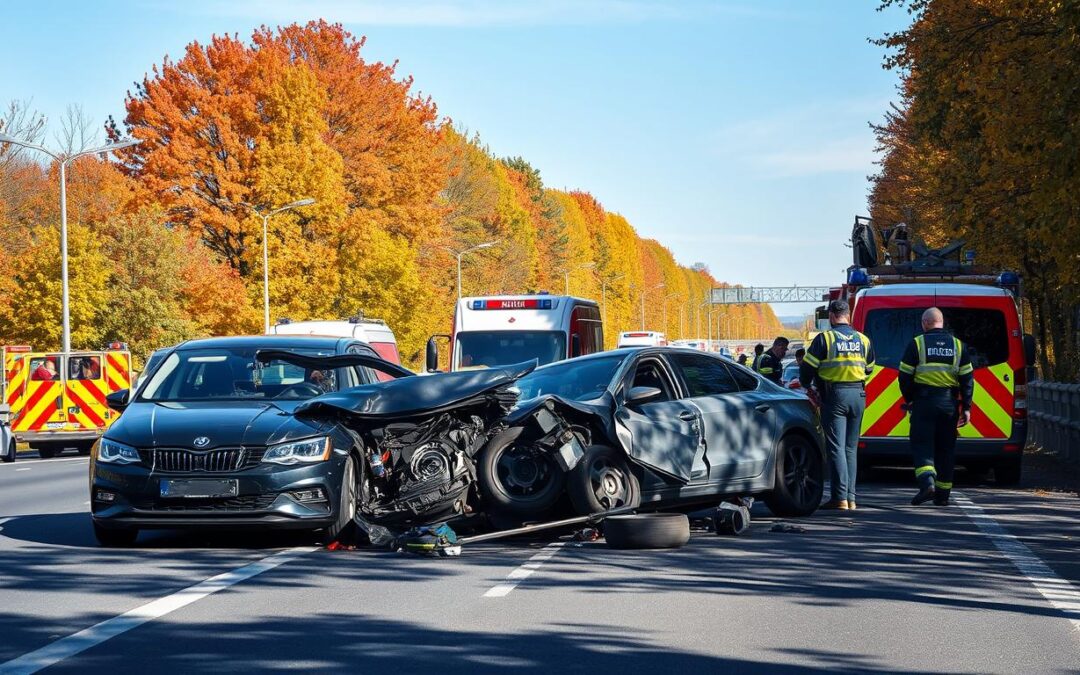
[588,455,634,510]
[782,438,822,512]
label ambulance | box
[269,315,401,365]
[426,295,603,372]
[835,230,1035,485]
[617,331,668,348]
[1,344,133,459]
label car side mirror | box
[105,389,130,412]
[426,334,450,373]
[628,386,662,405]
[1022,333,1036,368]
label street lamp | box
[640,283,664,331]
[699,298,713,348]
[446,241,499,299]
[0,132,141,354]
[252,199,316,333]
[600,273,625,331]
[564,262,596,295]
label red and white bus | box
[426,295,603,372]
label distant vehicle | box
[672,339,708,351]
[617,331,667,348]
[0,403,13,463]
[426,295,603,372]
[89,334,411,546]
[781,361,802,389]
[270,316,401,365]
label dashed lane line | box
[14,469,29,472]
[0,546,319,674]
[483,542,566,598]
[956,491,1080,634]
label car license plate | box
[46,422,65,430]
[159,479,238,499]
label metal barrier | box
[1028,381,1080,467]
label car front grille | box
[149,447,260,473]
[131,494,278,512]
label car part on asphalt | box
[769,522,806,534]
[714,503,751,536]
[603,513,690,549]
[394,523,461,556]
[456,505,638,545]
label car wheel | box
[603,513,689,549]
[322,454,358,543]
[478,427,565,518]
[2,438,14,463]
[764,435,824,517]
[994,457,1022,486]
[76,443,93,457]
[568,445,641,515]
[93,521,138,547]
[35,444,58,459]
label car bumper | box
[16,430,102,443]
[90,452,347,531]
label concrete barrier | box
[1028,381,1080,467]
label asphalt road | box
[1,455,1077,674]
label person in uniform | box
[756,337,789,385]
[898,307,974,506]
[751,343,765,372]
[800,300,875,510]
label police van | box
[617,331,668,348]
[426,295,603,372]
[270,315,402,365]
[835,234,1035,484]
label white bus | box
[426,295,603,372]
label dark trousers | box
[821,385,866,502]
[910,394,958,496]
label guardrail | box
[1028,381,1080,468]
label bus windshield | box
[455,331,567,369]
[863,308,1009,370]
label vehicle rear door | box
[613,354,701,483]
[13,353,65,434]
[64,352,110,433]
[670,352,777,481]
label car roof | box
[858,283,1012,298]
[173,335,356,351]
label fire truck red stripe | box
[865,368,896,403]
[864,399,907,437]
[67,387,106,428]
[973,368,1013,411]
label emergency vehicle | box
[269,315,401,365]
[617,331,668,348]
[831,220,1034,484]
[1,343,133,459]
[426,295,603,372]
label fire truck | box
[1,343,133,460]
[825,218,1035,484]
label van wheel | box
[478,427,565,518]
[994,458,1022,486]
[2,439,15,463]
[35,444,58,459]
[764,435,825,517]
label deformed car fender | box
[506,392,638,468]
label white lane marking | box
[14,468,30,472]
[0,546,318,674]
[483,542,566,598]
[0,457,88,469]
[956,492,1080,632]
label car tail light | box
[857,441,866,450]
[1013,369,1027,419]
[1003,444,1021,453]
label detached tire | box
[478,427,565,518]
[764,435,825,518]
[321,454,358,543]
[568,445,641,515]
[93,521,138,547]
[603,513,690,550]
[994,457,1022,486]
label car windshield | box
[514,355,624,402]
[864,307,1010,370]
[455,331,567,369]
[138,347,338,402]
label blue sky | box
[2,1,909,318]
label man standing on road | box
[800,300,874,510]
[756,337,789,384]
[898,307,974,506]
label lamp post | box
[663,293,679,337]
[0,132,141,354]
[600,273,625,331]
[446,241,499,300]
[640,283,664,330]
[251,199,316,333]
[699,298,713,348]
[564,262,596,295]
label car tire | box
[2,438,14,463]
[994,457,1022,486]
[321,454,358,543]
[478,427,565,518]
[93,521,138,547]
[603,513,689,550]
[77,443,93,457]
[567,445,641,515]
[764,435,825,517]
[35,444,58,459]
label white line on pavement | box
[0,546,318,675]
[14,468,29,472]
[483,542,566,598]
[0,457,88,469]
[956,492,1080,633]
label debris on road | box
[714,502,751,536]
[769,522,807,534]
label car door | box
[612,354,701,483]
[670,352,777,481]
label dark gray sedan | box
[505,347,826,517]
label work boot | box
[933,489,951,506]
[848,500,856,510]
[820,499,849,510]
[911,485,936,506]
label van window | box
[864,308,1009,370]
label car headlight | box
[262,436,332,465]
[97,438,141,465]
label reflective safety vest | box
[806,329,872,383]
[900,334,973,388]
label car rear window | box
[863,308,1010,370]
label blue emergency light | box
[847,268,870,287]
[471,300,486,310]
